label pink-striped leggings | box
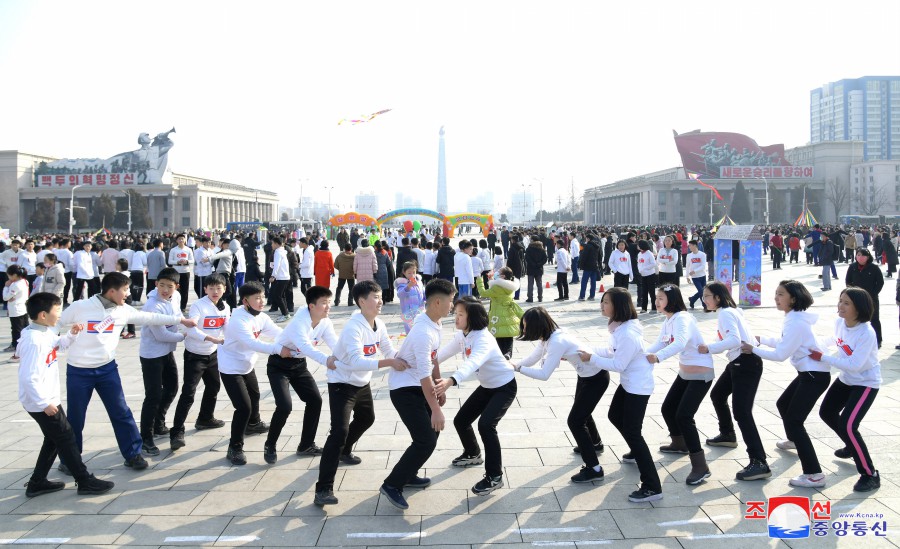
[819,378,878,476]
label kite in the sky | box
[338,109,392,125]
[687,171,723,201]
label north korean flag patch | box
[86,319,115,334]
[363,344,377,356]
[203,316,226,329]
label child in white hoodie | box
[812,287,882,493]
[742,280,829,489]
[3,265,29,358]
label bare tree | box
[859,184,889,216]
[825,178,849,221]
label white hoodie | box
[820,318,881,388]
[636,250,657,277]
[646,311,713,367]
[454,250,475,284]
[328,311,397,387]
[656,246,678,274]
[17,324,78,412]
[218,306,283,375]
[275,307,339,366]
[518,329,603,380]
[587,319,654,395]
[184,296,230,355]
[391,312,442,390]
[438,328,515,389]
[705,307,756,362]
[752,310,827,373]
[609,249,633,278]
[3,279,28,317]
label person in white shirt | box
[421,242,435,283]
[454,241,476,297]
[19,239,38,289]
[477,240,492,289]
[314,280,408,507]
[263,285,339,464]
[645,285,714,486]
[697,281,769,481]
[129,241,148,303]
[3,265,29,357]
[54,239,74,306]
[269,237,292,322]
[218,281,293,466]
[569,234,580,284]
[379,278,456,510]
[41,254,65,301]
[553,241,571,301]
[609,239,633,289]
[72,242,95,302]
[512,307,609,485]
[811,287,882,493]
[167,234,194,312]
[636,240,658,313]
[16,293,114,497]
[192,237,213,299]
[469,248,484,298]
[685,241,707,309]
[741,280,830,489]
[656,235,679,286]
[170,273,230,451]
[577,287,661,503]
[298,238,315,296]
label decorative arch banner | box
[328,212,378,227]
[376,208,447,226]
[444,213,495,237]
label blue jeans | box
[579,270,598,299]
[66,361,142,459]
[690,276,706,306]
[458,284,472,297]
[570,256,580,283]
[822,265,832,290]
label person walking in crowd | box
[609,239,633,291]
[334,244,356,306]
[396,261,425,334]
[636,240,658,313]
[524,238,547,303]
[314,240,334,290]
[845,248,884,348]
[554,240,571,301]
[3,265,29,359]
[474,266,522,359]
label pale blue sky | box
[1,0,898,214]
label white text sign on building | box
[38,173,137,186]
[720,166,814,178]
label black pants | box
[526,274,543,300]
[172,350,221,433]
[454,379,517,478]
[384,387,439,489]
[266,355,322,450]
[335,278,355,305]
[661,374,712,454]
[73,278,89,301]
[63,272,73,305]
[871,298,882,347]
[568,371,610,468]
[639,273,658,311]
[270,279,291,315]
[777,371,831,475]
[658,272,678,285]
[28,406,90,482]
[772,248,782,269]
[300,277,312,296]
[130,271,145,302]
[496,337,514,359]
[10,314,29,348]
[613,272,630,289]
[819,379,878,476]
[316,382,375,491]
[556,272,569,299]
[193,275,206,299]
[710,355,765,460]
[608,386,660,492]
[87,277,100,298]
[178,272,190,310]
[139,353,179,438]
[220,370,262,449]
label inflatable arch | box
[327,211,378,227]
[444,213,495,237]
[376,208,447,227]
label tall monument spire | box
[436,126,447,213]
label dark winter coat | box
[396,246,418,271]
[436,245,456,277]
[579,240,601,271]
[819,240,836,266]
[884,238,898,268]
[524,242,548,276]
[507,242,525,278]
[845,261,884,303]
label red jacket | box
[314,250,334,287]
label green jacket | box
[475,277,523,338]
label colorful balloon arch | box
[327,211,378,227]
[375,208,446,226]
[444,213,495,237]
[327,209,494,237]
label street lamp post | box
[520,183,531,224]
[121,190,132,232]
[533,178,544,226]
[68,185,83,235]
[327,186,334,220]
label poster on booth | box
[714,239,733,291]
[739,240,762,306]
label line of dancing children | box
[14,271,883,506]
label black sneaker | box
[628,487,663,503]
[153,423,170,438]
[379,483,409,509]
[170,432,186,451]
[24,478,65,497]
[451,453,484,467]
[58,462,73,476]
[227,446,247,465]
[264,444,278,464]
[621,452,636,464]
[314,489,338,506]
[573,442,605,455]
[853,471,881,493]
[705,432,738,448]
[735,459,772,481]
[339,453,362,465]
[405,476,431,489]
[297,443,323,456]
[244,421,270,435]
[141,437,160,457]
[570,466,605,483]
[194,418,226,430]
[834,447,853,459]
[471,474,504,496]
[75,474,114,495]
[124,455,148,470]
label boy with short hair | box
[18,292,114,497]
[42,254,65,301]
[263,285,337,464]
[454,241,476,297]
[137,267,185,456]
[58,272,198,471]
[168,234,194,312]
[4,265,29,358]
[31,263,45,296]
[314,280,409,506]
[218,282,293,465]
[379,279,456,510]
[170,273,230,450]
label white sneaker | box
[275,315,291,323]
[789,473,826,488]
[776,440,796,450]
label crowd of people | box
[1,220,890,508]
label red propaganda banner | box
[674,131,790,179]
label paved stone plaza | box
[0,247,898,548]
